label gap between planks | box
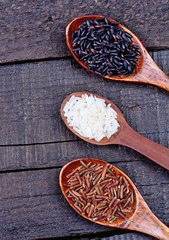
[0,48,168,66]
[0,158,147,174]
[21,229,132,240]
[37,230,156,240]
[0,139,81,148]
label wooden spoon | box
[66,15,169,91]
[60,92,169,170]
[59,158,169,240]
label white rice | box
[63,94,120,142]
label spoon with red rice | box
[59,158,169,239]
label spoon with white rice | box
[60,92,169,170]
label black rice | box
[71,17,141,77]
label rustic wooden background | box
[0,1,168,240]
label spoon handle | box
[134,50,169,91]
[125,192,169,240]
[116,124,169,170]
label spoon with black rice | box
[66,15,169,91]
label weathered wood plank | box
[0,162,168,240]
[0,140,167,172]
[0,50,168,146]
[0,0,168,63]
[80,233,156,240]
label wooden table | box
[0,1,168,239]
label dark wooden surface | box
[0,1,169,240]
[0,0,169,63]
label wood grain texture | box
[81,233,156,240]
[0,141,149,171]
[0,50,168,146]
[0,162,168,240]
[0,0,168,63]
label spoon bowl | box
[61,91,126,146]
[60,92,169,170]
[66,15,169,91]
[59,158,169,239]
